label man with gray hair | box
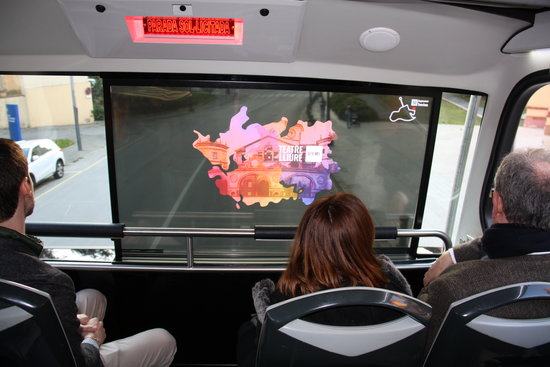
[419,148,550,345]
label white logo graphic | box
[389,97,417,122]
[411,98,429,107]
[305,146,323,163]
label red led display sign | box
[143,17,235,37]
[125,16,244,45]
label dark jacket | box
[252,255,412,324]
[418,232,550,347]
[0,226,102,367]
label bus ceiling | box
[0,1,549,78]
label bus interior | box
[1,0,550,365]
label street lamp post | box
[69,76,83,151]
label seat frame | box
[424,281,550,367]
[256,286,431,367]
[0,278,77,366]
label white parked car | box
[16,139,65,186]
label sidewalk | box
[0,121,107,163]
[443,95,484,118]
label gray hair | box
[495,148,550,230]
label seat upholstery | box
[424,281,550,367]
[0,278,77,366]
[256,286,431,367]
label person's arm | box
[423,238,483,286]
[79,314,106,367]
[252,278,276,324]
[452,237,484,262]
[379,255,412,295]
[37,271,103,367]
[80,342,103,367]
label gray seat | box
[256,286,431,367]
[0,278,77,366]
[424,281,550,367]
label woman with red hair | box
[238,193,411,366]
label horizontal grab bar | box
[254,225,450,249]
[253,225,398,240]
[26,222,125,239]
[25,222,451,249]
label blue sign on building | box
[7,104,22,141]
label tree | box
[89,76,104,120]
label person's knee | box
[152,328,177,351]
[75,288,107,318]
[77,288,106,303]
[149,328,177,364]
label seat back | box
[256,286,431,367]
[0,278,77,367]
[424,281,550,367]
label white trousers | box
[76,289,177,367]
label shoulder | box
[252,278,276,323]
[419,255,545,304]
[378,254,399,276]
[378,255,412,295]
[444,253,550,280]
[431,258,489,290]
[418,261,475,306]
[453,237,484,262]
[0,245,72,291]
[24,259,74,292]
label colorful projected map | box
[192,106,340,209]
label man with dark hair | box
[0,137,33,225]
[420,148,550,345]
[0,138,177,367]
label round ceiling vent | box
[359,27,400,52]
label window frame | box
[0,71,489,264]
[480,70,550,229]
[102,73,481,262]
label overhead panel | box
[56,0,306,62]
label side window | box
[420,92,486,253]
[478,81,550,231]
[514,84,550,151]
[31,146,43,160]
[33,144,51,158]
[0,74,112,261]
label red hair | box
[277,193,387,297]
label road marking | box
[35,157,107,200]
[151,158,206,248]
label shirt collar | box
[0,225,44,257]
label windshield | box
[107,77,439,263]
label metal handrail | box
[26,222,451,267]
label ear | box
[491,190,508,224]
[19,176,32,196]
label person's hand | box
[423,251,453,286]
[79,315,106,345]
[77,314,89,325]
